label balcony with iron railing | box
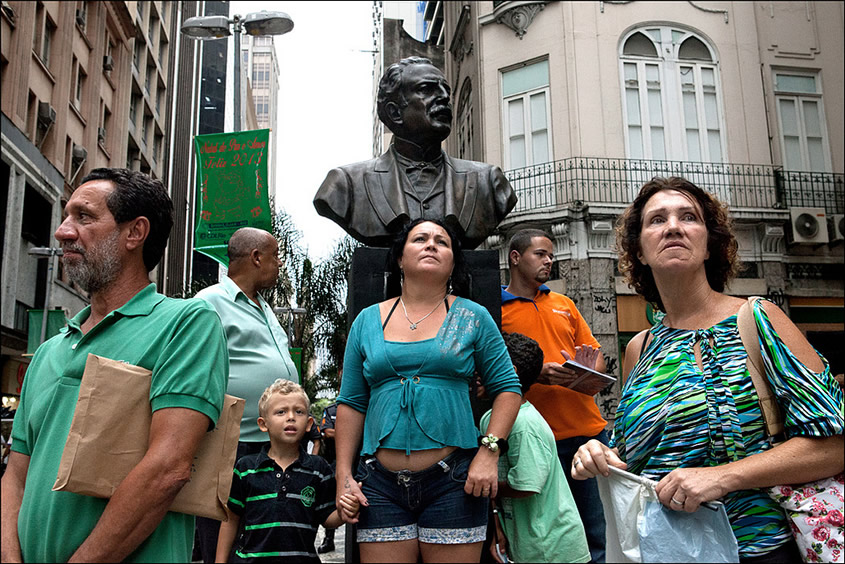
[504,157,844,216]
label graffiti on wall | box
[593,294,614,314]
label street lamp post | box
[232,14,242,132]
[180,10,294,132]
[273,306,307,345]
[27,247,63,345]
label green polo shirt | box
[11,284,228,563]
[481,402,591,563]
[195,276,299,442]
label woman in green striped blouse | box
[572,177,843,562]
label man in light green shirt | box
[193,227,299,562]
[481,332,590,564]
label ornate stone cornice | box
[588,218,616,258]
[551,222,572,260]
[759,223,786,258]
[480,1,550,40]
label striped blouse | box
[612,298,844,557]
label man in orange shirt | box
[501,229,608,563]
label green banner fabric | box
[194,129,272,266]
[27,309,67,354]
[289,348,302,381]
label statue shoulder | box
[333,157,381,175]
[445,156,509,187]
[319,155,384,189]
[445,154,499,174]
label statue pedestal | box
[348,247,502,327]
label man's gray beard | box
[64,230,122,293]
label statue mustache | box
[429,104,453,118]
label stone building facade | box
[0,1,180,401]
[434,1,844,423]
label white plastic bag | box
[596,466,648,562]
[638,500,739,563]
[597,466,739,563]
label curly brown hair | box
[616,177,739,312]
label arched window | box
[623,32,658,57]
[619,26,725,163]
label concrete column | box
[562,256,621,426]
[761,260,788,314]
[1,164,26,328]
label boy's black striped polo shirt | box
[228,446,336,563]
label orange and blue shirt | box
[501,285,606,440]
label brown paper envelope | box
[174,394,244,519]
[53,354,244,521]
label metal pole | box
[39,251,57,344]
[233,15,242,132]
[288,316,295,346]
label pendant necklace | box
[400,296,443,330]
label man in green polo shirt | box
[193,227,300,563]
[0,168,227,563]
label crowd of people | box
[0,166,842,564]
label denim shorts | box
[354,449,488,544]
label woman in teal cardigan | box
[334,218,522,563]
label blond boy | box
[216,380,358,563]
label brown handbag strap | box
[737,296,785,442]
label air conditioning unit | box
[69,143,87,184]
[97,127,106,143]
[1,1,17,26]
[102,55,114,72]
[37,101,56,127]
[75,9,86,29]
[71,144,87,163]
[830,214,845,242]
[789,207,829,244]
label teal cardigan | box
[339,297,522,455]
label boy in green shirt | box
[480,333,591,563]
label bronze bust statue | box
[313,57,517,249]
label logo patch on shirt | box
[300,485,316,507]
[553,309,571,318]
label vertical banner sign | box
[289,347,302,382]
[194,129,272,266]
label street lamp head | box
[274,307,307,315]
[242,11,294,36]
[28,247,63,257]
[180,15,232,40]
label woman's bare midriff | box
[376,446,459,472]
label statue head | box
[377,57,452,147]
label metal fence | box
[504,157,844,215]
[776,169,845,215]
